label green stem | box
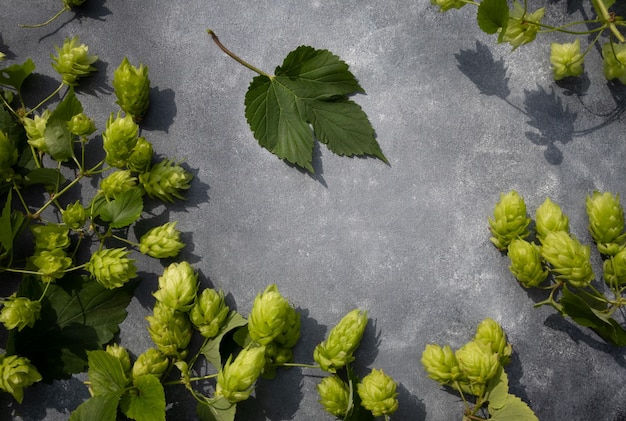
[590,0,625,42]
[274,362,321,369]
[32,173,84,219]
[207,29,272,78]
[25,82,66,117]
[111,234,139,248]
[20,6,70,28]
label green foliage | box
[492,191,626,346]
[209,30,387,173]
[432,0,626,83]
[422,320,537,421]
[6,276,136,381]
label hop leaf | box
[508,239,549,288]
[313,309,368,373]
[316,375,351,417]
[0,130,17,181]
[105,343,131,379]
[357,368,399,417]
[541,231,594,288]
[489,190,531,251]
[113,57,150,119]
[51,36,98,86]
[550,39,584,80]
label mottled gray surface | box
[2,0,626,420]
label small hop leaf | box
[477,0,509,36]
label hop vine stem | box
[206,29,272,78]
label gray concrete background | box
[2,0,626,419]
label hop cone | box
[508,239,549,288]
[535,197,569,241]
[317,375,351,417]
[100,170,137,199]
[86,248,137,289]
[357,368,399,417]
[131,348,169,380]
[23,110,51,153]
[603,42,626,84]
[550,39,584,81]
[489,190,531,251]
[189,288,230,338]
[313,309,368,373]
[586,191,626,256]
[32,249,72,283]
[105,344,131,378]
[455,341,500,385]
[67,113,96,136]
[215,345,266,403]
[139,221,185,259]
[0,354,42,403]
[102,112,139,168]
[473,318,512,366]
[248,284,297,346]
[430,0,466,12]
[604,248,626,287]
[541,231,594,288]
[51,36,98,86]
[139,159,192,203]
[62,200,87,230]
[127,137,153,173]
[421,343,463,385]
[146,302,192,358]
[152,261,198,312]
[113,57,150,119]
[0,295,41,331]
[502,2,545,50]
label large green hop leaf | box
[244,46,387,173]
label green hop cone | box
[0,295,41,331]
[430,0,465,12]
[215,345,266,403]
[62,200,87,230]
[139,159,193,203]
[51,36,98,86]
[100,170,137,199]
[507,238,549,288]
[31,223,71,252]
[586,191,626,256]
[86,247,137,289]
[102,111,139,168]
[535,197,569,241]
[131,348,169,380]
[0,52,5,61]
[541,231,594,288]
[105,343,131,378]
[146,302,192,359]
[0,354,42,404]
[489,190,531,251]
[313,309,368,373]
[0,131,17,181]
[32,249,72,283]
[113,57,150,119]
[127,137,153,173]
[420,343,463,385]
[473,318,512,366]
[152,261,198,312]
[603,42,626,84]
[248,284,299,346]
[23,110,51,153]
[63,0,86,6]
[139,221,185,259]
[189,288,230,338]
[603,248,626,287]
[67,112,96,137]
[550,39,584,80]
[502,2,545,50]
[455,340,500,385]
[357,368,399,418]
[316,375,351,417]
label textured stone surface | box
[2,0,626,420]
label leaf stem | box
[274,362,321,369]
[25,82,66,117]
[20,6,70,28]
[206,29,272,78]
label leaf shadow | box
[543,313,626,369]
[455,41,511,100]
[34,0,113,42]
